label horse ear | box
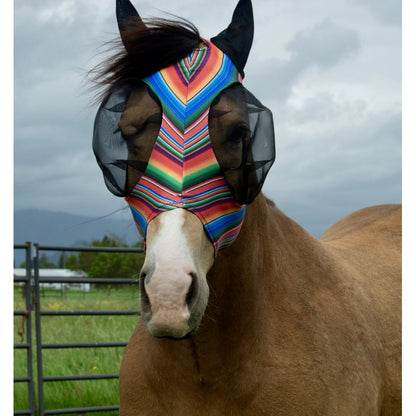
[210,0,254,78]
[116,0,148,50]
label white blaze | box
[141,209,214,338]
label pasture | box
[14,285,140,415]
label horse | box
[92,1,401,414]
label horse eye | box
[120,113,162,142]
[228,125,249,145]
[119,125,142,142]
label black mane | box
[90,17,202,101]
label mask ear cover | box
[209,84,275,205]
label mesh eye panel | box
[209,84,275,205]
[92,84,132,196]
[244,87,275,204]
[93,82,162,196]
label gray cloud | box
[245,18,360,104]
[263,99,401,236]
[286,18,360,68]
[347,0,401,26]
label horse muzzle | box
[139,209,213,339]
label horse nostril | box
[140,269,149,283]
[139,272,150,310]
[186,272,197,307]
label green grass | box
[14,285,141,415]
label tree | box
[65,254,79,270]
[67,235,145,278]
[38,253,57,269]
[20,253,57,269]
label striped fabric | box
[125,40,246,255]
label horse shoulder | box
[320,204,401,248]
[318,204,401,300]
[319,204,401,415]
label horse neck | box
[203,194,276,333]
[197,193,329,352]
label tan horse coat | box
[120,195,401,415]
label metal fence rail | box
[13,243,143,416]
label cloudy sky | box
[13,0,402,238]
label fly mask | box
[93,0,275,255]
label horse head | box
[93,0,275,338]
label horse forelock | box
[89,17,202,103]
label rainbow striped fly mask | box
[93,40,275,255]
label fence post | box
[33,244,45,416]
[25,242,36,416]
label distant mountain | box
[14,209,141,266]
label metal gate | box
[13,243,143,416]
